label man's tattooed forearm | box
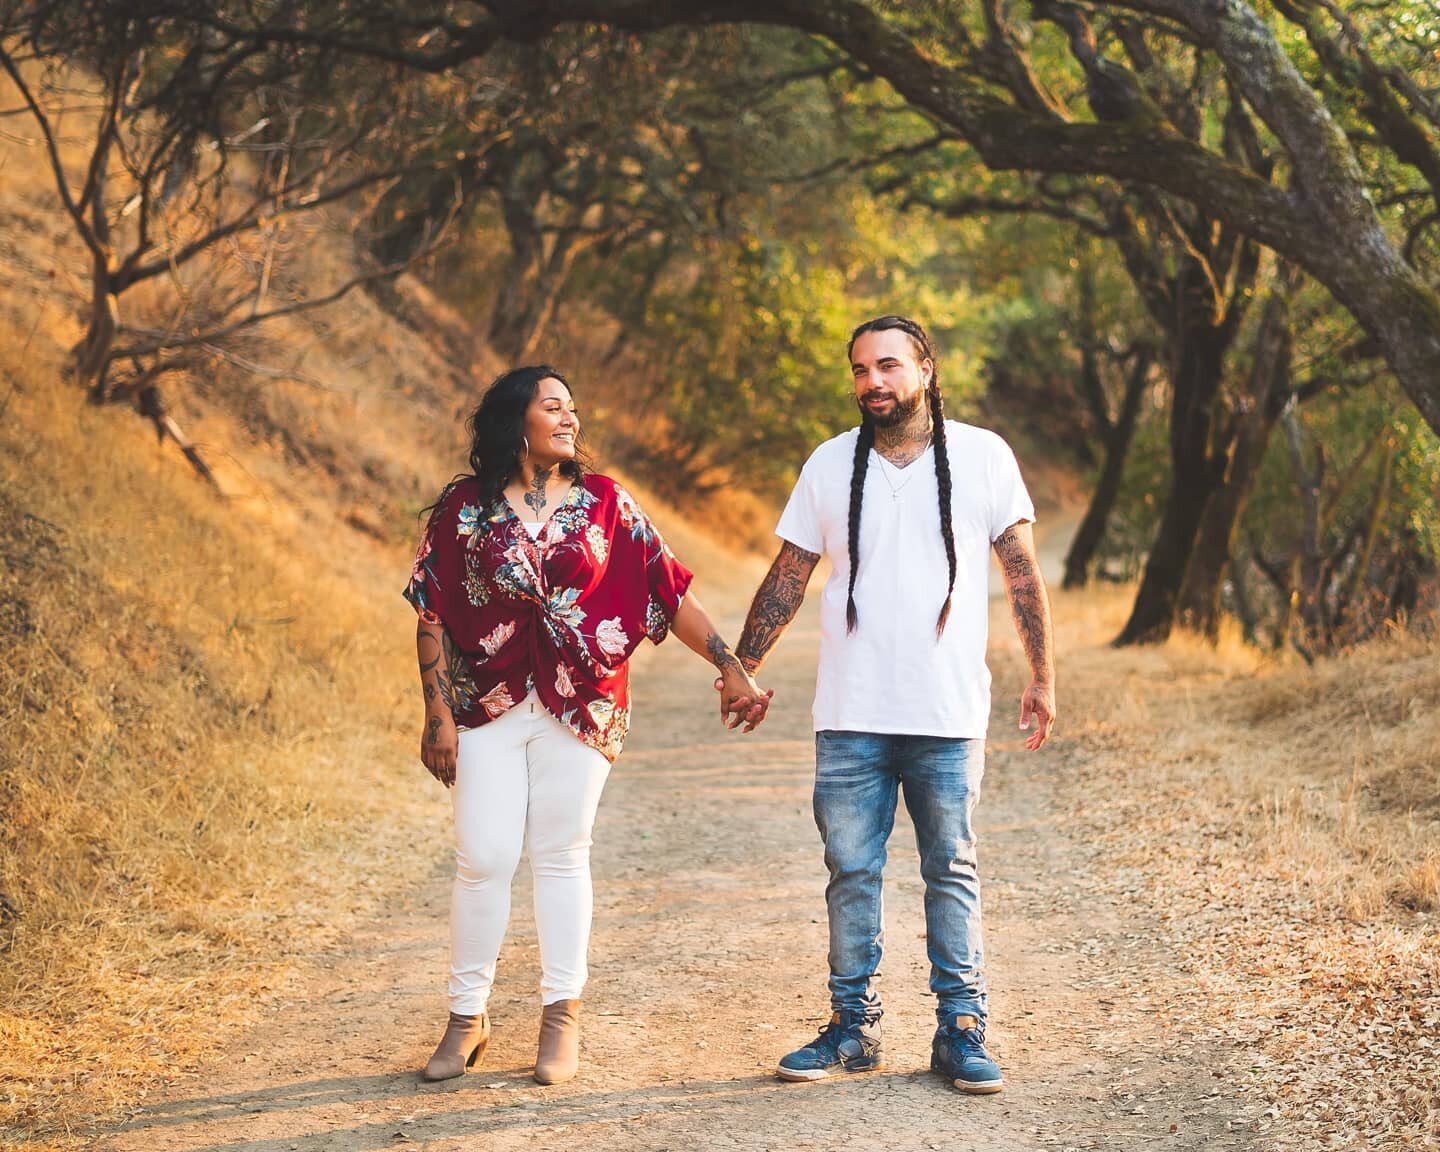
[705,632,743,673]
[1007,579,1053,681]
[994,525,1052,679]
[736,542,819,669]
[524,466,553,514]
[426,715,441,745]
[993,528,1036,581]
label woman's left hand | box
[715,664,773,733]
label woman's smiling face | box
[524,376,580,465]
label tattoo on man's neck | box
[705,632,742,673]
[874,411,932,463]
[524,467,553,514]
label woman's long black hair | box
[844,316,957,638]
[423,364,590,527]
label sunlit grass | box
[0,331,439,1144]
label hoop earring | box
[520,435,530,460]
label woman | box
[404,365,769,1086]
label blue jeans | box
[813,730,987,1025]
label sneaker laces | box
[947,1022,987,1058]
[810,1012,869,1055]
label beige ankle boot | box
[422,1012,490,1081]
[533,998,581,1084]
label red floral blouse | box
[404,474,694,762]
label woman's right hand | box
[420,710,460,787]
[715,664,773,733]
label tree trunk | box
[1177,281,1295,639]
[1338,441,1394,641]
[1281,401,1324,658]
[1063,347,1152,589]
[1113,473,1217,646]
[487,169,594,363]
[1229,544,1262,646]
[75,152,118,395]
[1113,264,1234,646]
[488,192,548,361]
[76,256,119,394]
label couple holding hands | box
[403,315,1057,1094]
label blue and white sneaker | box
[777,1010,883,1082]
[931,1013,1004,1093]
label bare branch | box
[110,216,457,362]
[115,159,443,290]
[902,188,1113,237]
[0,47,100,257]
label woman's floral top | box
[404,474,694,762]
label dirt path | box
[96,595,1262,1152]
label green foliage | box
[615,187,994,498]
[1092,414,1169,580]
[1392,406,1440,563]
[1243,380,1438,565]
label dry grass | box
[0,73,468,1145]
[0,81,768,1150]
[1033,584,1440,1149]
[0,331,445,1147]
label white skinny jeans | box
[448,690,611,1014]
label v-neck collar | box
[495,479,582,535]
[871,442,933,473]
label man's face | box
[850,328,933,428]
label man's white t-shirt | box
[775,420,1035,739]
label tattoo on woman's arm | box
[736,542,819,670]
[418,630,442,675]
[426,715,441,746]
[705,632,743,673]
[438,628,466,713]
[524,466,553,514]
[418,624,458,714]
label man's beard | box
[856,387,926,429]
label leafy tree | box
[0,1,465,473]
[1242,381,1438,655]
[429,0,1440,444]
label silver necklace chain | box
[874,451,921,500]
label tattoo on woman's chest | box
[524,468,553,514]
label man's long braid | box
[929,381,956,637]
[844,315,957,637]
[844,420,875,632]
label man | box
[730,315,1056,1094]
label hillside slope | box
[0,118,763,1145]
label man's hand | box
[1018,681,1056,751]
[714,665,774,733]
[421,710,459,786]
